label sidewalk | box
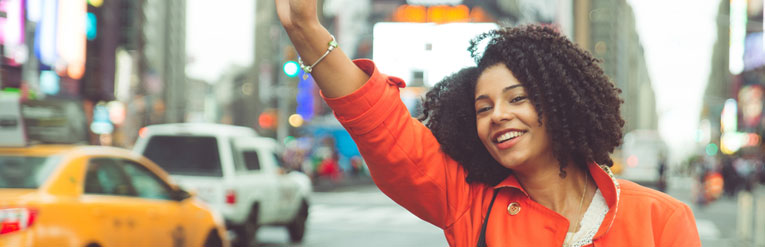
[666,175,765,247]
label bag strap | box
[477,188,501,247]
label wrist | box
[285,19,322,33]
[287,24,332,62]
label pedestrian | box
[275,0,701,246]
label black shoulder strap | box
[477,189,500,247]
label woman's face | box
[474,64,554,171]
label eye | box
[476,106,492,114]
[510,96,527,103]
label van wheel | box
[287,200,309,242]
[204,229,223,247]
[234,206,259,247]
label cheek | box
[475,118,489,140]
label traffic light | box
[283,61,300,78]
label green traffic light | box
[283,61,300,77]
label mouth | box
[492,129,527,144]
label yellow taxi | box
[0,144,229,247]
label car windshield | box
[142,135,223,177]
[0,155,61,188]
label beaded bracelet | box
[298,34,338,79]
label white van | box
[619,129,667,187]
[132,123,312,246]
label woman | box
[275,0,701,246]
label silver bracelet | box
[298,34,338,79]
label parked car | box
[0,144,228,247]
[133,123,312,246]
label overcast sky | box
[186,0,254,83]
[627,0,719,164]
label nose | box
[490,102,513,124]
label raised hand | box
[275,0,319,30]
[274,0,369,98]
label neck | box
[515,162,590,213]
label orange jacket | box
[323,60,701,246]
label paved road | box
[254,176,763,247]
[255,184,447,247]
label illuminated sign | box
[0,0,24,45]
[743,32,764,71]
[721,98,738,133]
[406,0,462,5]
[295,71,315,121]
[57,0,87,79]
[739,85,763,129]
[1,0,26,65]
[392,4,490,23]
[36,0,58,67]
[729,0,747,74]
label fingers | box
[275,0,293,28]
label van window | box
[143,136,223,177]
[242,151,261,171]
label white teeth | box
[496,131,524,143]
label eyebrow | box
[474,84,523,101]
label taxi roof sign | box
[0,92,27,147]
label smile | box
[494,130,526,143]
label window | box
[230,140,247,172]
[143,135,223,177]
[0,155,60,189]
[84,159,135,196]
[120,160,173,200]
[242,151,261,171]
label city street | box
[256,184,447,247]
[254,177,762,247]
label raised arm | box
[275,0,369,98]
[275,0,478,230]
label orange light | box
[258,111,277,129]
[428,5,447,23]
[445,5,469,23]
[470,7,492,22]
[403,5,427,22]
[747,133,760,146]
[138,127,148,138]
[393,4,476,23]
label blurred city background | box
[0,0,764,246]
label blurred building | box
[142,0,186,124]
[573,0,659,133]
[701,0,765,156]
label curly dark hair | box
[419,24,625,185]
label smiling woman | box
[276,0,700,245]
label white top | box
[563,189,608,247]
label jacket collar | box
[492,162,621,239]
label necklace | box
[564,172,589,246]
[574,172,589,232]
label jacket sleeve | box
[322,59,475,229]
[657,203,701,246]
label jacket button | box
[507,202,521,215]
